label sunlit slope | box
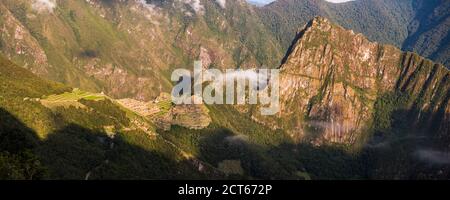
[0,55,220,179]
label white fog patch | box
[180,0,204,14]
[215,0,226,8]
[324,0,355,3]
[415,150,450,165]
[171,61,280,115]
[365,136,427,149]
[225,135,249,145]
[32,0,56,13]
[137,0,157,12]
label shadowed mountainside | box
[0,54,223,179]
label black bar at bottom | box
[0,180,447,199]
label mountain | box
[0,54,223,179]
[0,0,283,101]
[258,0,450,66]
[3,16,448,180]
[248,17,449,179]
[0,51,306,179]
[0,0,449,180]
[251,16,449,146]
[258,0,414,51]
[0,52,317,180]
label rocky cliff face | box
[253,17,450,146]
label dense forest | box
[258,0,450,66]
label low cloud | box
[415,149,450,165]
[324,0,355,3]
[137,0,157,12]
[225,135,249,145]
[180,0,204,14]
[216,0,226,8]
[139,0,206,15]
[32,0,57,13]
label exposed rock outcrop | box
[253,17,450,146]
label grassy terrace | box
[43,88,106,101]
[40,88,106,109]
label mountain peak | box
[303,16,353,37]
[298,16,334,34]
[260,17,450,145]
[311,15,330,24]
[281,16,344,65]
[299,16,333,31]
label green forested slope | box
[402,0,450,66]
[0,54,218,179]
[258,0,449,66]
[259,0,414,51]
[0,0,283,101]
